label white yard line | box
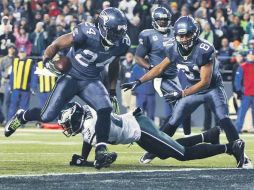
[0,168,242,178]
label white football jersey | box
[81,109,141,146]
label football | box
[53,56,71,73]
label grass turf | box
[0,127,253,175]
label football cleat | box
[232,139,245,168]
[243,154,253,169]
[94,145,117,169]
[4,109,24,137]
[139,152,156,164]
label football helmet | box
[174,16,198,51]
[58,102,92,137]
[152,7,171,33]
[98,7,127,46]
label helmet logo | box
[59,105,76,123]
[178,28,187,33]
[99,11,109,25]
[117,24,127,31]
[155,13,168,19]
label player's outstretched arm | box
[139,57,170,83]
[121,57,170,91]
[43,33,74,62]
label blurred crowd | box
[0,0,253,131]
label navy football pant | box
[24,75,112,143]
[162,86,239,142]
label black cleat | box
[94,145,117,169]
[4,109,24,137]
[232,139,245,168]
[203,126,221,144]
[139,152,156,164]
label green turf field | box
[0,127,253,176]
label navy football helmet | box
[152,7,171,33]
[98,7,127,46]
[58,102,92,137]
[174,16,198,50]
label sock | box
[219,118,239,142]
[160,122,178,137]
[180,144,226,161]
[23,108,42,122]
[95,108,111,143]
[225,142,233,154]
[176,134,203,147]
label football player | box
[58,102,245,168]
[5,7,130,169]
[121,16,252,168]
[135,7,191,135]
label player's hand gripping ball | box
[53,56,72,74]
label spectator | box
[218,38,234,70]
[8,47,36,121]
[228,15,245,42]
[119,52,136,113]
[170,2,181,25]
[200,22,214,44]
[14,26,32,55]
[48,2,61,17]
[0,16,16,57]
[130,64,155,120]
[246,12,254,41]
[234,49,254,133]
[0,43,16,122]
[29,22,46,57]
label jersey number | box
[75,50,98,67]
[177,64,195,80]
[74,50,116,67]
[200,43,210,51]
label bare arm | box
[139,57,171,83]
[135,55,150,70]
[183,62,213,96]
[43,33,74,61]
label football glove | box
[163,90,183,103]
[69,154,94,167]
[109,89,120,114]
[43,59,62,76]
[121,80,141,91]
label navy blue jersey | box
[135,28,177,79]
[165,38,223,92]
[67,22,130,79]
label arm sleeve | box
[200,47,215,66]
[234,66,243,92]
[135,32,150,58]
